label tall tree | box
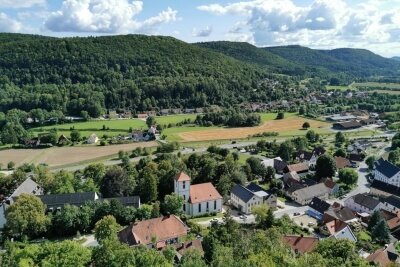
[371,219,391,245]
[161,193,185,215]
[94,215,121,245]
[335,131,345,143]
[338,168,358,185]
[368,210,380,231]
[101,167,131,198]
[315,154,337,178]
[5,194,50,238]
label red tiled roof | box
[367,244,399,267]
[175,172,191,182]
[335,157,350,169]
[285,163,309,173]
[188,183,222,204]
[325,219,348,235]
[319,178,337,189]
[283,235,319,253]
[174,239,204,256]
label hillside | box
[0,34,267,114]
[195,41,308,76]
[264,45,400,77]
[392,56,400,61]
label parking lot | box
[293,214,318,227]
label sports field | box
[178,116,330,142]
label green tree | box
[263,166,276,183]
[368,210,380,231]
[338,168,358,185]
[5,194,50,238]
[138,170,158,203]
[162,245,176,264]
[7,161,15,170]
[53,169,76,193]
[302,121,310,129]
[70,129,81,142]
[101,167,131,198]
[277,141,295,161]
[252,205,268,226]
[365,156,376,170]
[94,215,121,245]
[333,148,347,158]
[306,130,319,143]
[388,149,400,165]
[371,219,391,245]
[39,133,58,145]
[41,240,91,267]
[335,131,345,143]
[146,116,156,128]
[276,112,284,120]
[162,193,185,215]
[315,154,337,178]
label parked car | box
[307,222,315,226]
[211,218,218,222]
[293,212,300,216]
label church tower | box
[174,172,191,214]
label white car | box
[210,218,218,222]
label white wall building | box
[230,184,264,214]
[374,158,400,186]
[344,193,381,215]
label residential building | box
[161,109,169,116]
[283,163,309,174]
[379,195,400,214]
[274,158,289,174]
[172,108,182,114]
[320,218,348,236]
[370,180,400,197]
[195,108,204,113]
[146,110,157,117]
[344,193,381,214]
[319,178,339,195]
[308,197,331,219]
[58,134,70,145]
[87,133,99,144]
[312,146,326,156]
[118,215,188,247]
[335,157,350,169]
[124,110,132,118]
[261,157,282,169]
[321,206,357,224]
[137,114,148,119]
[332,226,358,243]
[374,158,400,187]
[291,183,330,205]
[366,244,400,267]
[39,192,99,213]
[283,235,319,253]
[295,150,317,167]
[184,108,195,114]
[170,239,203,261]
[245,182,277,209]
[231,184,264,214]
[0,178,43,228]
[109,110,117,119]
[283,171,300,182]
[174,172,222,216]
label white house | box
[231,184,264,214]
[295,151,317,167]
[379,195,400,214]
[332,225,358,243]
[87,133,99,144]
[344,193,381,215]
[174,172,222,216]
[0,178,43,228]
[374,158,400,186]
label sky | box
[1,0,400,57]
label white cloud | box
[192,25,213,37]
[0,0,45,9]
[42,0,177,34]
[0,13,22,32]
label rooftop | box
[309,197,331,214]
[231,184,255,203]
[283,235,319,253]
[375,158,400,178]
[189,183,222,204]
[351,193,381,210]
[371,180,400,196]
[175,172,191,182]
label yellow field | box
[178,117,330,141]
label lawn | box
[354,82,400,89]
[356,231,371,241]
[326,85,351,91]
[36,130,131,140]
[237,153,253,166]
[156,114,198,125]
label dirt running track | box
[0,141,157,168]
[178,117,330,142]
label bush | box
[100,141,106,146]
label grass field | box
[178,116,331,142]
[260,112,297,122]
[326,85,350,91]
[156,114,198,125]
[353,82,400,89]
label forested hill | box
[195,41,308,76]
[0,33,266,114]
[264,45,400,77]
[392,56,400,61]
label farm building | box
[326,115,357,122]
[334,121,362,130]
[137,113,148,119]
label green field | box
[326,85,350,91]
[353,82,400,89]
[260,112,297,122]
[156,114,198,125]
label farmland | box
[178,116,330,142]
[353,82,400,89]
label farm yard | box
[0,141,157,169]
[178,116,331,142]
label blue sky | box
[1,0,400,57]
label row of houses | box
[110,108,205,119]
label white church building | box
[174,172,222,216]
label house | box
[320,218,348,236]
[118,215,188,247]
[344,193,381,215]
[274,158,289,174]
[109,110,117,119]
[171,239,203,261]
[161,109,170,116]
[100,196,141,209]
[283,235,319,253]
[333,121,362,130]
[335,157,350,169]
[370,180,400,197]
[58,134,70,145]
[174,172,222,216]
[308,197,331,219]
[261,157,282,168]
[348,154,363,167]
[245,182,277,209]
[332,225,358,243]
[379,195,400,214]
[374,158,400,187]
[319,178,339,195]
[146,110,157,117]
[360,118,376,125]
[231,184,264,214]
[184,108,195,114]
[195,108,204,113]
[124,110,132,118]
[312,147,326,156]
[87,133,99,144]
[283,163,309,174]
[366,244,400,267]
[137,113,148,119]
[321,206,358,224]
[295,151,317,167]
[283,171,300,182]
[0,178,43,228]
[39,192,99,213]
[172,108,182,114]
[148,126,157,135]
[291,183,330,205]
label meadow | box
[353,82,400,89]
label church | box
[174,172,223,216]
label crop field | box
[370,90,400,95]
[0,141,157,168]
[353,82,400,89]
[178,116,331,142]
